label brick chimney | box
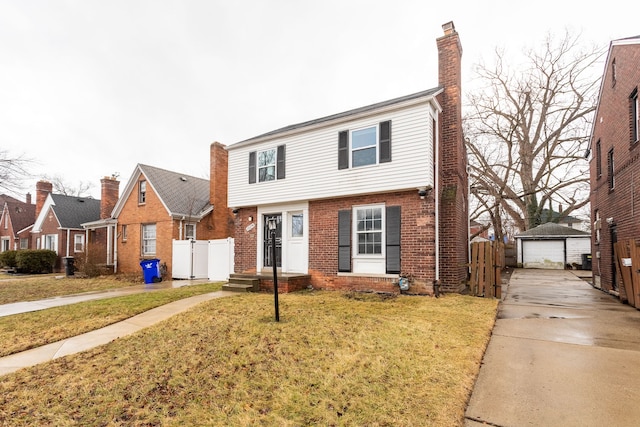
[436,21,468,292]
[100,176,120,219]
[209,142,234,238]
[35,180,53,218]
[26,192,32,205]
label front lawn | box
[0,282,223,357]
[0,275,142,305]
[0,291,498,426]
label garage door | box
[522,240,564,269]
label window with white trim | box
[44,234,57,254]
[142,223,156,255]
[185,223,195,240]
[74,234,84,252]
[248,145,286,184]
[138,180,147,204]
[20,238,28,249]
[338,121,391,169]
[355,206,383,255]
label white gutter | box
[66,229,71,257]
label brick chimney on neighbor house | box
[26,192,32,205]
[100,176,120,219]
[436,21,468,292]
[209,142,234,238]
[35,180,53,218]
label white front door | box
[285,211,306,273]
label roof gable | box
[1,197,36,233]
[113,164,212,219]
[33,193,101,231]
[516,222,590,238]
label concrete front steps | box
[223,273,312,293]
[222,275,260,292]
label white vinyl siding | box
[228,100,437,207]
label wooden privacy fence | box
[613,239,640,309]
[469,241,504,298]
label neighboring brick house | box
[0,194,36,252]
[109,142,233,278]
[31,180,104,272]
[588,35,640,296]
[226,22,468,294]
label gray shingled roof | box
[50,194,101,229]
[516,222,590,238]
[236,87,443,145]
[139,164,211,217]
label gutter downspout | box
[66,229,71,257]
[434,115,440,290]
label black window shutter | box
[379,120,392,163]
[248,151,256,184]
[338,210,351,272]
[385,205,401,274]
[338,130,349,170]
[277,145,286,180]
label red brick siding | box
[590,43,640,294]
[233,207,258,273]
[436,24,468,292]
[308,191,437,294]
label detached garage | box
[515,222,591,269]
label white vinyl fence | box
[172,238,234,281]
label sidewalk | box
[0,278,212,317]
[465,269,640,426]
[0,280,236,376]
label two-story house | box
[108,142,233,278]
[226,22,468,295]
[588,34,640,301]
[0,194,36,252]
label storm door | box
[263,214,282,268]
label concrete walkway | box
[0,278,213,317]
[465,269,640,427]
[0,280,236,376]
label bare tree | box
[466,31,603,240]
[0,149,33,196]
[44,174,94,197]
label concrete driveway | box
[465,268,640,427]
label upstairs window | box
[121,224,127,242]
[631,88,639,144]
[248,145,286,184]
[138,180,147,204]
[339,121,391,169]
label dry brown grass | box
[0,275,141,305]
[0,282,223,357]
[0,291,498,426]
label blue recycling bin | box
[140,259,161,284]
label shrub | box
[15,250,58,274]
[0,250,18,268]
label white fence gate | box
[172,240,210,279]
[208,237,235,281]
[172,238,234,281]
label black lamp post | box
[267,217,280,322]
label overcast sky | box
[2,0,637,200]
